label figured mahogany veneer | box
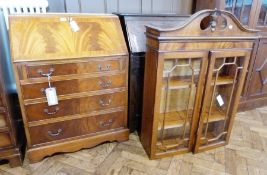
[0,133,12,147]
[9,14,129,163]
[29,110,125,145]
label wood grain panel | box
[9,14,128,62]
[0,133,11,147]
[0,114,7,128]
[29,110,125,145]
[158,41,254,51]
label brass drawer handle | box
[44,106,59,115]
[99,80,112,88]
[99,99,111,106]
[48,128,63,137]
[38,68,54,77]
[98,64,111,71]
[99,119,114,128]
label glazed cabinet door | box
[154,51,208,156]
[247,39,267,98]
[255,0,267,32]
[194,50,251,152]
[225,0,256,26]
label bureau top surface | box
[9,14,128,62]
[117,14,189,53]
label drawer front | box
[0,133,12,147]
[25,91,126,122]
[29,110,125,145]
[24,58,125,79]
[0,113,7,128]
[22,74,126,99]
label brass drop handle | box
[44,106,59,115]
[99,119,114,128]
[98,64,111,71]
[99,99,112,106]
[99,80,112,88]
[38,68,54,77]
[48,128,63,137]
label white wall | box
[47,0,193,14]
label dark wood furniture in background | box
[0,38,23,167]
[141,9,258,159]
[116,14,189,132]
[9,14,129,163]
[194,0,267,111]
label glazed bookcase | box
[195,0,267,111]
[140,9,258,159]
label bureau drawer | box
[24,58,125,79]
[21,74,126,99]
[25,91,126,122]
[29,110,125,145]
[0,113,7,128]
[0,133,12,147]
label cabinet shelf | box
[158,110,192,130]
[162,76,234,90]
[158,107,225,130]
[156,137,188,151]
[211,76,234,86]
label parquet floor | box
[1,106,267,175]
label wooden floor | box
[1,106,267,175]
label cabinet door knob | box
[44,106,59,115]
[99,80,112,88]
[48,128,63,137]
[98,64,111,71]
[99,119,114,128]
[38,68,54,77]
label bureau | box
[0,16,24,167]
[9,14,129,163]
[141,9,258,159]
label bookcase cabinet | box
[140,9,258,159]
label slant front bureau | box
[141,9,258,159]
[9,14,129,163]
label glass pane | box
[241,0,252,25]
[258,0,267,26]
[200,56,245,146]
[234,0,243,20]
[225,0,253,25]
[157,58,201,153]
[225,0,234,11]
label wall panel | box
[47,0,193,14]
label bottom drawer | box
[29,110,125,145]
[0,133,12,147]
